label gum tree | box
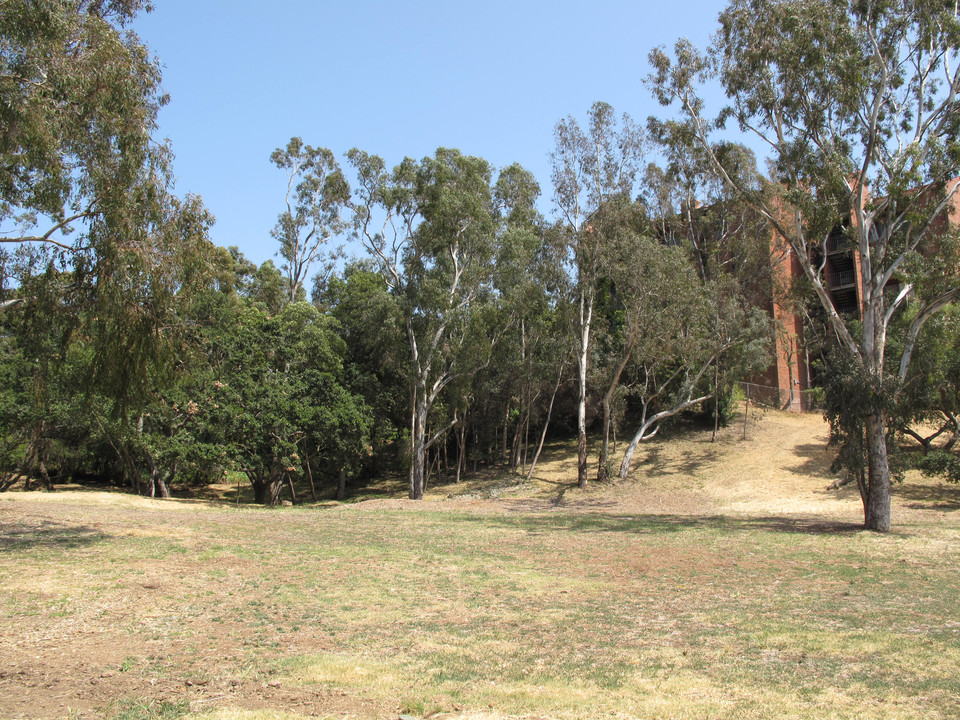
[348,148,537,499]
[270,138,350,304]
[0,0,217,459]
[648,0,960,531]
[551,102,645,488]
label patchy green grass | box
[2,439,960,719]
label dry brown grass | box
[361,407,860,520]
[2,406,960,720]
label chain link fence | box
[737,381,821,412]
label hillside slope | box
[398,406,957,528]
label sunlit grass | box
[3,485,960,720]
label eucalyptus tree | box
[270,138,350,304]
[551,102,646,487]
[0,0,218,444]
[641,137,771,291]
[593,202,670,481]
[465,163,557,474]
[616,275,771,480]
[347,148,537,499]
[1,0,160,262]
[0,0,203,319]
[585,189,768,482]
[648,0,960,531]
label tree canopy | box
[3,0,959,530]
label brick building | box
[757,178,960,411]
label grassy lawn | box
[2,411,959,719]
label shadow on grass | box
[894,481,960,511]
[453,511,865,537]
[633,442,718,478]
[0,519,109,550]
[788,443,836,480]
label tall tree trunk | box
[526,361,565,482]
[577,356,589,487]
[410,393,428,499]
[597,347,633,482]
[712,363,721,443]
[472,423,479,474]
[864,410,892,532]
[337,468,347,501]
[510,409,523,470]
[502,403,510,465]
[522,407,531,475]
[442,434,449,483]
[861,294,892,532]
[303,449,318,502]
[285,472,298,505]
[456,413,467,483]
[577,288,594,488]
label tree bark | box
[618,390,715,480]
[285,472,298,505]
[510,408,523,470]
[410,394,428,499]
[526,361,565,482]
[577,342,589,488]
[249,470,284,505]
[303,451,318,502]
[597,348,633,482]
[155,470,171,499]
[455,415,467,483]
[864,410,892,532]
[144,447,172,498]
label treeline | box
[3,1,959,523]
[0,117,775,502]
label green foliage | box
[319,262,406,472]
[348,146,543,497]
[204,300,372,504]
[646,0,960,529]
[916,449,960,483]
[0,0,225,482]
[0,0,161,224]
[819,347,904,492]
[111,698,189,720]
[270,137,349,303]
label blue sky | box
[134,1,729,266]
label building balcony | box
[824,230,850,255]
[827,269,857,290]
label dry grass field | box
[2,408,959,720]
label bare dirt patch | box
[2,407,959,720]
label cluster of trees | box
[2,0,959,532]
